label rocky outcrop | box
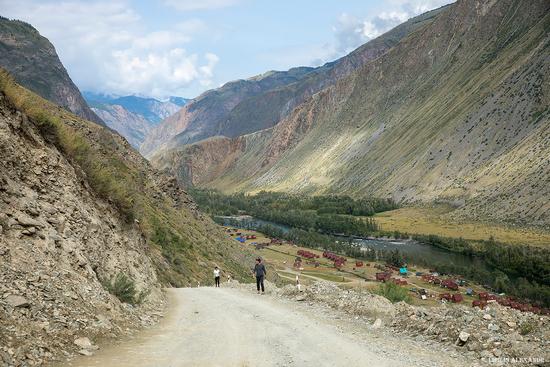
[0,69,251,365]
[0,17,103,125]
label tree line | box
[192,189,395,236]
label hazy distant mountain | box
[84,92,189,148]
[0,16,104,125]
[152,0,550,228]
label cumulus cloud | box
[163,0,241,11]
[0,0,218,98]
[327,0,452,64]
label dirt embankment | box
[0,93,164,366]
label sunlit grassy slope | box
[374,206,550,247]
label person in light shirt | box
[214,266,221,287]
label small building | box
[376,272,392,282]
[441,279,458,290]
[451,294,463,303]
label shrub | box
[103,273,147,305]
[519,321,536,335]
[375,282,411,303]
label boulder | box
[456,331,470,346]
[16,214,42,227]
[6,295,30,308]
[74,337,93,349]
[488,323,500,332]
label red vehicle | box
[355,261,364,267]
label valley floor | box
[374,206,550,247]
[54,287,471,367]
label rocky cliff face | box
[0,17,104,125]
[0,69,250,365]
[92,104,152,148]
[154,0,550,228]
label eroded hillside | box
[0,72,251,366]
[153,0,550,228]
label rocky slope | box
[91,104,153,148]
[153,0,550,228]
[0,71,250,366]
[271,281,549,366]
[85,93,188,148]
[0,17,103,125]
[141,6,447,158]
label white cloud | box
[163,0,241,11]
[0,0,218,98]
[322,0,453,65]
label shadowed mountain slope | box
[0,17,103,125]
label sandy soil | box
[55,287,467,367]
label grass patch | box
[374,206,550,247]
[519,321,536,336]
[301,270,350,283]
[375,282,411,303]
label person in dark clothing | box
[214,266,221,287]
[253,258,266,294]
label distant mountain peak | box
[0,17,104,125]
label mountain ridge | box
[0,16,104,125]
[140,5,448,158]
[152,0,550,228]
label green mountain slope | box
[152,0,550,228]
[0,17,104,125]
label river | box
[216,215,493,273]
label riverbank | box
[374,206,550,247]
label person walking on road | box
[253,258,266,294]
[214,266,221,288]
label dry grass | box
[374,206,550,247]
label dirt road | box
[58,287,467,367]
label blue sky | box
[0,0,452,99]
